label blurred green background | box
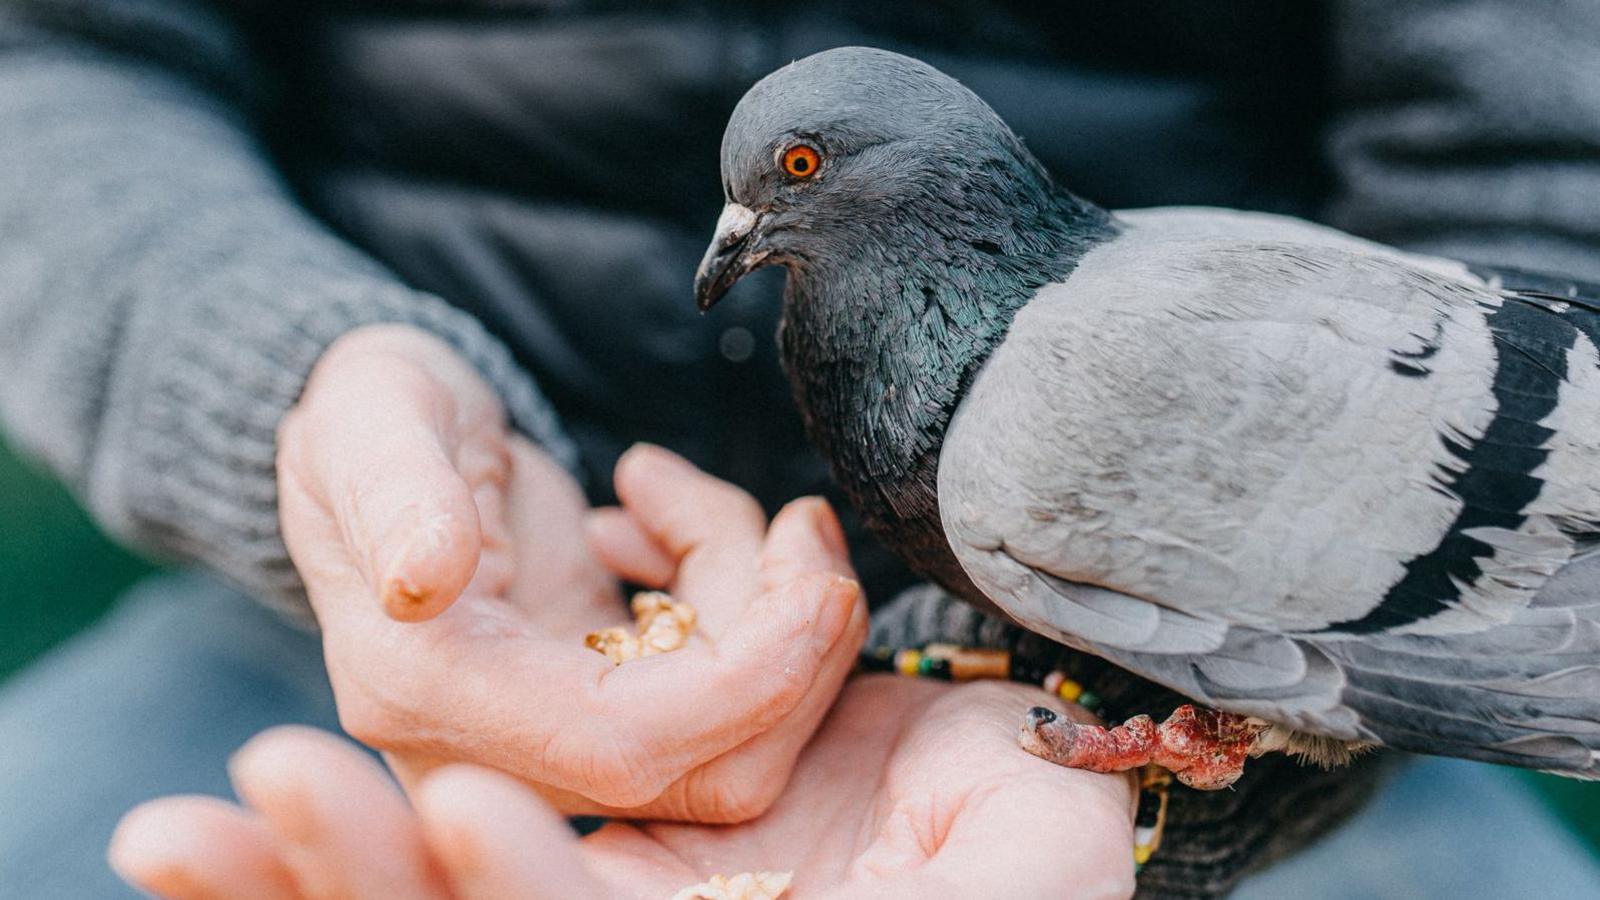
[2,432,1598,856]
[0,435,155,679]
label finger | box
[625,497,861,820]
[637,589,870,822]
[381,750,450,798]
[287,354,484,624]
[612,444,766,631]
[611,444,767,561]
[411,572,862,810]
[416,766,605,900]
[359,489,861,813]
[229,726,450,900]
[108,796,299,900]
[502,437,624,634]
[587,571,865,795]
[634,496,863,820]
[461,450,517,601]
[585,507,675,588]
[759,496,855,591]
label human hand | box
[110,678,1137,899]
[276,325,867,820]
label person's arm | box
[1324,0,1600,280]
[869,588,1388,899]
[0,0,577,620]
[0,3,886,827]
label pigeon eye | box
[782,144,821,179]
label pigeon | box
[694,46,1600,789]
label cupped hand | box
[110,678,1137,899]
[276,325,867,820]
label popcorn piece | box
[635,591,697,654]
[670,870,793,900]
[585,592,698,664]
[584,626,643,665]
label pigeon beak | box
[695,203,764,312]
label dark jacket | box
[278,1,1334,535]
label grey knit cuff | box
[869,585,1388,898]
[87,279,578,625]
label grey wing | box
[939,236,1600,774]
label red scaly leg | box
[1017,704,1266,790]
[1017,708,1161,772]
[1150,704,1267,790]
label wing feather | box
[940,217,1600,774]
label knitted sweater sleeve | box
[0,0,577,620]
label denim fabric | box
[1235,757,1600,900]
[0,572,340,898]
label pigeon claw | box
[1018,707,1160,773]
[1017,703,1265,791]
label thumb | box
[287,345,484,624]
[350,429,481,622]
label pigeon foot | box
[1018,703,1265,790]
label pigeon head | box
[695,46,1102,311]
[691,48,1117,599]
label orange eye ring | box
[782,144,821,179]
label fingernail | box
[380,534,430,615]
[379,512,471,618]
[813,576,861,645]
[383,575,432,618]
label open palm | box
[584,676,1137,898]
[111,677,1137,899]
[278,325,867,820]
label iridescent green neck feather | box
[778,178,1117,595]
